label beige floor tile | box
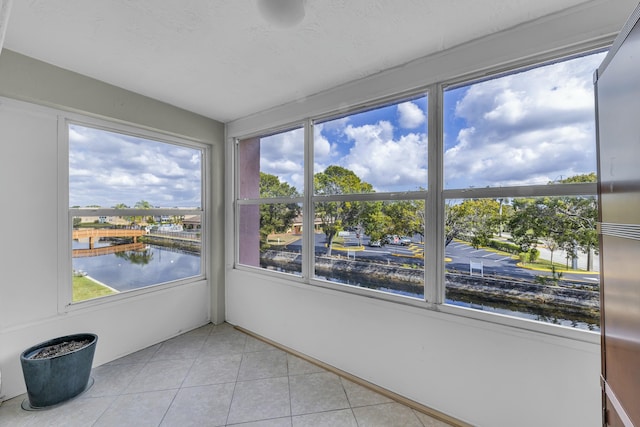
[182,323,215,337]
[238,350,288,381]
[93,389,177,427]
[125,358,194,393]
[183,353,243,387]
[228,417,293,426]
[150,334,207,362]
[29,396,115,427]
[289,372,350,416]
[200,330,248,356]
[352,402,424,427]
[244,336,279,353]
[340,377,393,407]
[286,354,326,376]
[159,383,235,427]
[227,377,291,424]
[83,362,145,397]
[0,394,114,427]
[292,408,358,427]
[413,409,454,427]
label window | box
[311,96,428,299]
[233,49,605,332]
[235,97,429,299]
[237,127,304,276]
[442,51,604,330]
[68,122,206,303]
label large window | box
[237,127,304,276]
[442,51,604,330]
[312,96,428,299]
[68,122,206,303]
[234,49,604,331]
[236,97,428,299]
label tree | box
[509,197,574,267]
[131,200,152,226]
[134,200,152,209]
[359,201,388,242]
[556,173,598,271]
[510,173,598,270]
[259,172,301,245]
[552,172,596,184]
[508,198,542,252]
[445,199,501,248]
[383,199,424,239]
[314,166,374,255]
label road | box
[284,233,599,284]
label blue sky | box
[260,50,605,194]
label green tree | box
[446,199,501,248]
[112,202,133,224]
[314,165,374,255]
[382,199,424,239]
[125,200,152,226]
[509,197,570,266]
[552,172,597,184]
[510,174,598,270]
[557,173,598,271]
[359,201,388,242]
[508,198,541,251]
[259,172,301,245]
[134,200,152,209]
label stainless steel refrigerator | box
[595,4,640,426]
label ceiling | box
[3,0,596,123]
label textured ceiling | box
[3,0,596,123]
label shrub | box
[487,239,520,255]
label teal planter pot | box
[20,333,97,410]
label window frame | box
[230,47,604,341]
[234,123,306,278]
[58,115,210,312]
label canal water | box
[72,241,200,292]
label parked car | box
[384,235,400,245]
[399,236,412,245]
[368,239,382,247]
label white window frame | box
[58,114,209,312]
[230,47,606,343]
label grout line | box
[234,325,472,427]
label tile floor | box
[0,323,451,427]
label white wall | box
[225,2,638,426]
[0,50,225,400]
[227,274,600,427]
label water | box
[72,241,201,292]
[263,255,598,331]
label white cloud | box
[444,51,604,188]
[259,127,305,193]
[397,101,426,129]
[69,124,202,207]
[337,121,428,192]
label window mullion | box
[425,84,443,304]
[303,120,314,281]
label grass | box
[517,258,598,274]
[266,233,300,246]
[72,275,117,302]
